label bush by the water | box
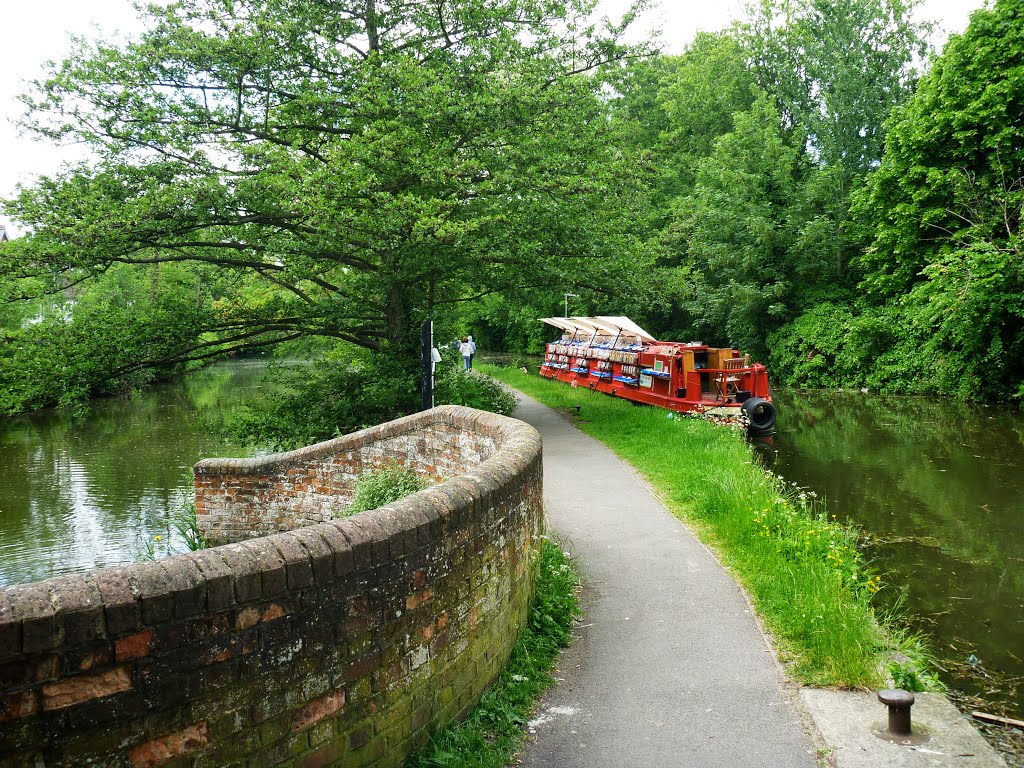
[229,346,517,451]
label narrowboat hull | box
[538,316,777,434]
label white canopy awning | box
[540,316,657,344]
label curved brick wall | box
[0,406,543,768]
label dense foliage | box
[2,0,1022,419]
[228,351,516,450]
[1,0,651,415]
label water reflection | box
[771,390,1024,715]
[0,359,267,586]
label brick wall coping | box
[0,405,542,660]
[194,404,522,477]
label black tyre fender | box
[741,397,777,434]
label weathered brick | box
[187,549,235,612]
[217,544,262,604]
[7,581,59,653]
[133,562,175,626]
[371,508,409,560]
[290,528,335,584]
[271,534,314,590]
[291,689,345,732]
[42,666,131,710]
[405,587,433,612]
[296,740,343,768]
[126,721,210,768]
[0,590,20,661]
[115,628,154,662]
[314,523,355,579]
[239,539,287,597]
[50,574,106,643]
[160,558,206,619]
[92,567,142,635]
[0,690,39,722]
[334,518,376,572]
[64,642,113,674]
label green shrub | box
[434,365,517,415]
[344,466,425,516]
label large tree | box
[857,0,1024,402]
[2,0,648,412]
[741,0,929,281]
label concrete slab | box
[801,689,1008,768]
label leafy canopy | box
[3,0,650,412]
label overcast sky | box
[0,0,987,231]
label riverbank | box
[482,364,920,689]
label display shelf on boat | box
[538,315,777,434]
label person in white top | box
[459,337,473,370]
[467,335,476,368]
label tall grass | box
[484,364,932,688]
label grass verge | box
[404,538,580,768]
[483,363,937,689]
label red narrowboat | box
[538,316,777,434]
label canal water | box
[1,366,1021,720]
[769,390,1024,719]
[0,358,266,586]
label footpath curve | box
[510,392,818,768]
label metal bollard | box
[877,689,915,736]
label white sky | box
[0,0,987,232]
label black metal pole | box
[421,318,433,411]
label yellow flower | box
[154,535,163,541]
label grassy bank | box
[405,538,580,768]
[483,364,931,689]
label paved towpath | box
[510,392,819,768]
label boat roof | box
[540,316,657,343]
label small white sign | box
[639,374,653,389]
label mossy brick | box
[256,709,292,747]
[61,685,136,728]
[63,641,113,675]
[256,614,293,655]
[132,562,175,625]
[334,651,379,689]
[198,657,239,691]
[239,539,288,597]
[371,695,413,736]
[334,519,376,572]
[48,575,106,644]
[251,689,289,725]
[307,717,334,747]
[0,653,57,688]
[159,558,206,620]
[315,522,355,578]
[347,723,372,750]
[125,720,211,768]
[373,508,414,560]
[295,740,343,768]
[348,516,389,565]
[0,750,45,768]
[0,690,39,723]
[0,590,21,660]
[271,534,314,591]
[290,528,335,584]
[7,581,60,653]
[42,666,132,712]
[187,550,236,611]
[216,544,262,604]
